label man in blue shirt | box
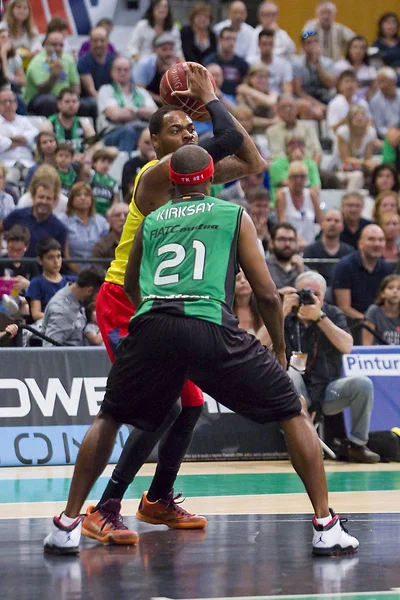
[332,224,393,341]
[77,27,115,120]
[1,181,68,257]
[133,33,178,106]
[204,27,248,96]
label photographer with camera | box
[283,271,380,463]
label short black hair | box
[36,237,61,259]
[271,222,298,240]
[259,28,275,41]
[149,104,186,136]
[369,163,400,198]
[57,87,79,101]
[76,269,103,289]
[220,26,236,39]
[337,69,358,85]
[6,225,30,246]
[170,145,210,174]
[377,11,399,39]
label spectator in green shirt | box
[383,126,400,169]
[269,136,321,205]
[24,31,80,116]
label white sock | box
[316,514,332,527]
[60,512,79,526]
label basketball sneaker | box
[43,514,82,555]
[136,491,207,529]
[81,499,139,545]
[312,509,359,556]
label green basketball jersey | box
[134,195,243,327]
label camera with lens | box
[298,287,315,305]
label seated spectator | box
[24,131,57,190]
[91,203,129,277]
[293,30,337,120]
[384,126,400,168]
[204,27,248,96]
[332,105,378,190]
[364,164,400,219]
[194,63,237,139]
[249,29,292,95]
[0,224,39,285]
[326,70,371,140]
[377,212,400,261]
[84,301,103,346]
[88,149,119,216]
[77,26,115,117]
[333,36,377,100]
[4,0,42,67]
[303,209,354,286]
[302,1,354,62]
[248,2,295,62]
[267,94,322,164]
[26,237,75,322]
[0,26,25,92]
[60,182,109,273]
[180,2,217,65]
[128,0,183,62]
[0,88,36,191]
[246,187,274,254]
[213,1,254,61]
[24,31,80,117]
[332,224,394,340]
[372,190,400,224]
[270,136,321,205]
[284,270,379,463]
[17,164,68,216]
[340,191,372,248]
[45,17,73,56]
[1,171,68,256]
[363,274,400,345]
[79,19,117,58]
[55,143,78,198]
[218,169,265,209]
[42,268,103,346]
[121,128,156,201]
[0,163,16,220]
[100,56,157,152]
[233,269,269,344]
[236,64,278,132]
[275,161,322,250]
[266,222,308,292]
[369,67,400,140]
[372,12,400,75]
[41,87,95,155]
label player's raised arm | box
[237,211,286,368]
[124,223,144,308]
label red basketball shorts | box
[96,281,204,407]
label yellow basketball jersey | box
[105,159,158,286]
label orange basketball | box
[159,62,216,122]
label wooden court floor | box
[1,460,400,600]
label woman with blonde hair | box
[17,164,68,216]
[4,0,42,66]
[372,190,400,223]
[181,2,217,64]
[275,160,322,250]
[60,182,109,273]
[334,105,378,190]
[236,64,278,132]
[376,212,400,261]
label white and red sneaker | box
[44,514,82,555]
[312,509,359,556]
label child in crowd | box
[24,131,58,191]
[88,149,119,216]
[0,163,16,220]
[55,143,78,197]
[84,302,103,346]
[363,275,400,345]
[26,237,75,322]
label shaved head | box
[170,145,211,175]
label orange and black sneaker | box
[136,491,207,530]
[81,499,139,545]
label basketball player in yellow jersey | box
[81,63,264,545]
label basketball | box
[159,62,216,122]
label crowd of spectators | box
[0,0,398,364]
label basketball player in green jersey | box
[44,145,359,557]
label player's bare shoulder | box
[135,156,173,216]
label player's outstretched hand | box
[172,62,217,104]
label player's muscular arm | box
[237,212,286,368]
[135,155,172,214]
[124,223,144,308]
